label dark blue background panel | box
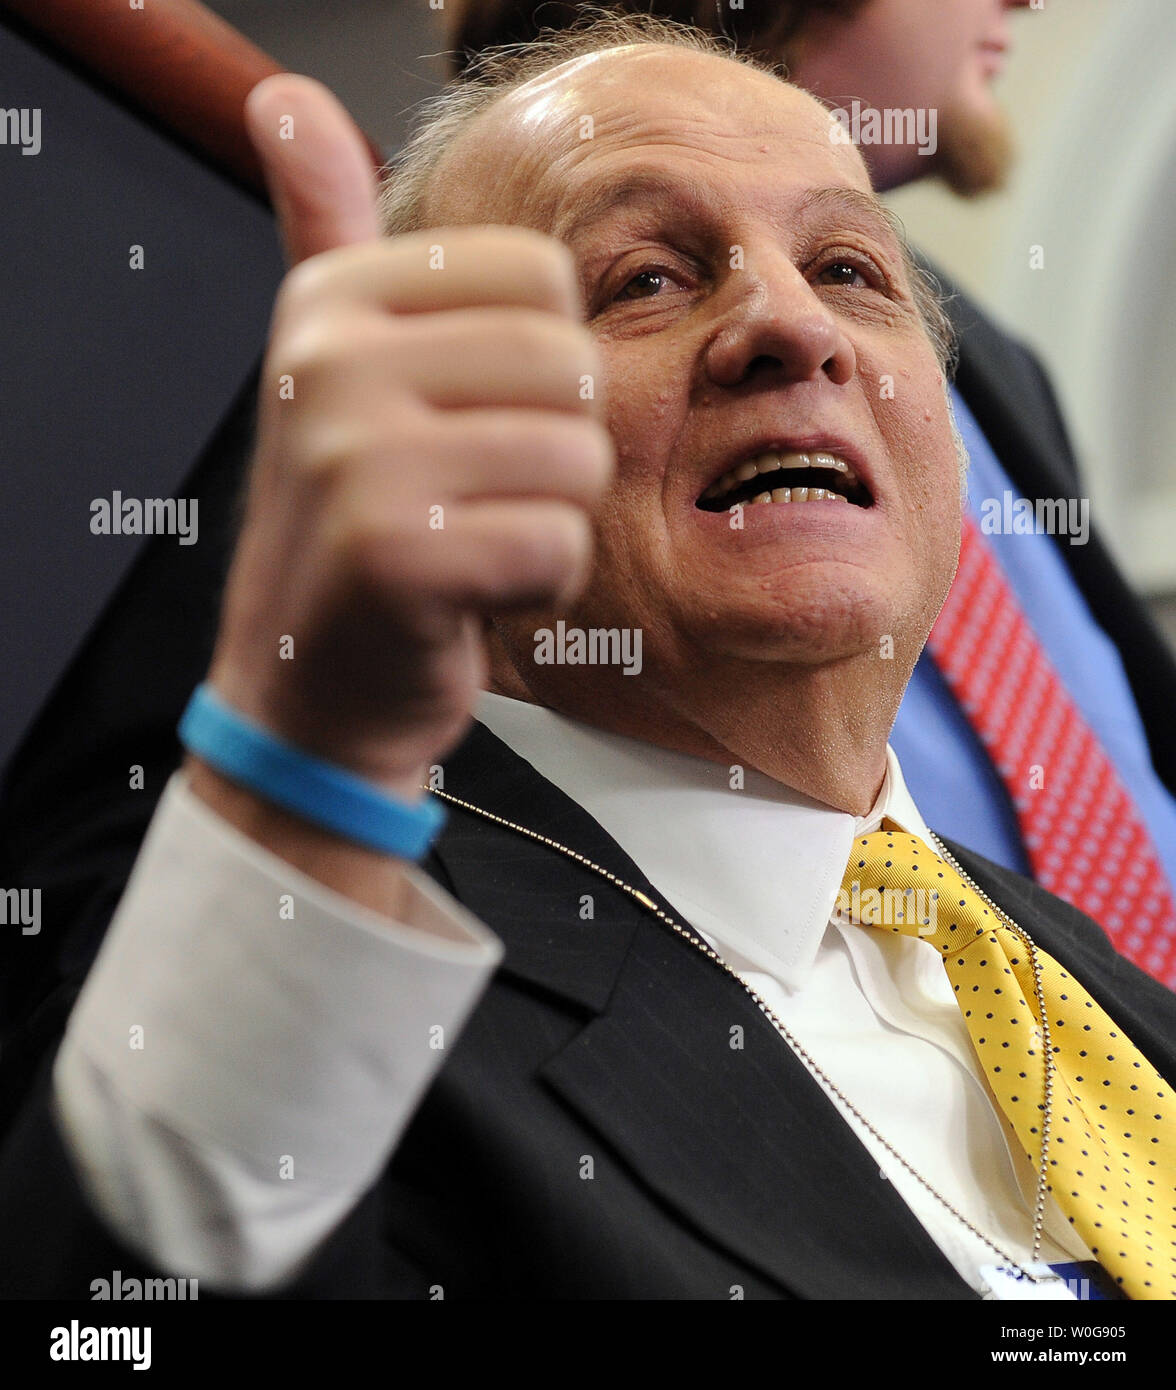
[0,17,283,768]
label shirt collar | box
[474,692,935,990]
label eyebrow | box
[795,186,902,248]
[556,169,715,242]
[558,171,901,254]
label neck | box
[487,639,900,817]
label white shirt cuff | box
[53,771,501,1290]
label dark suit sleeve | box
[0,1042,428,1298]
[0,371,255,1038]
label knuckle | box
[277,314,404,391]
[277,254,337,313]
[279,241,385,306]
[274,314,353,380]
[299,418,404,486]
[514,505,592,580]
[275,328,333,384]
[296,418,387,486]
[329,509,413,590]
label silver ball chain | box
[427,787,1064,1290]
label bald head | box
[378,34,952,374]
[422,43,872,232]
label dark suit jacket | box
[3,717,1176,1300]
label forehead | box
[431,45,874,232]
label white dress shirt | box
[53,691,1092,1295]
[474,694,1093,1290]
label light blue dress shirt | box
[890,387,1176,896]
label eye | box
[815,259,870,289]
[615,269,670,301]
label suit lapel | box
[428,719,668,1012]
[428,721,977,1299]
[538,913,978,1299]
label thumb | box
[244,73,381,267]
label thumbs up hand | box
[202,75,613,803]
[245,72,383,265]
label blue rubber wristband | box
[178,683,445,860]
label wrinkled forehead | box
[425,44,874,233]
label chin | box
[685,575,900,667]
[934,98,1015,197]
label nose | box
[704,256,857,392]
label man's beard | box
[932,100,1016,198]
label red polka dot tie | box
[841,821,1176,1300]
[926,513,1176,987]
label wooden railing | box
[0,0,384,195]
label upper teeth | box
[701,450,857,503]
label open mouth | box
[696,450,872,512]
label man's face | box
[789,0,1032,193]
[431,46,961,701]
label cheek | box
[889,1,982,100]
[599,348,686,501]
[875,386,962,620]
[839,2,954,104]
[877,379,962,527]
[910,411,964,574]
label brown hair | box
[445,0,869,76]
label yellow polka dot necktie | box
[840,820,1176,1300]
